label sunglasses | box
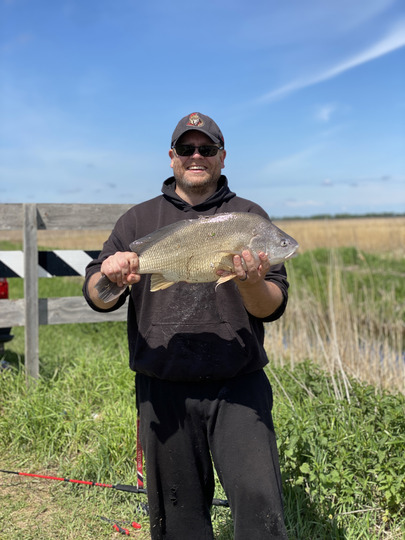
[173,144,224,157]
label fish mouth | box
[269,246,299,266]
[285,247,299,260]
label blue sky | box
[1,0,404,218]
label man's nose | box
[188,146,204,157]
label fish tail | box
[95,275,127,303]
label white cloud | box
[227,0,398,50]
[261,145,322,177]
[258,21,405,103]
[284,199,323,208]
[316,104,337,122]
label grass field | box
[1,216,404,539]
[279,216,405,255]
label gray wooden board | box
[0,203,134,230]
[1,297,127,326]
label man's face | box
[169,131,226,196]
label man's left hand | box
[233,250,270,285]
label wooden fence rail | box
[0,203,133,382]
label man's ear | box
[169,149,175,169]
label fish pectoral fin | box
[216,262,234,273]
[215,273,237,287]
[213,252,237,273]
[150,274,176,292]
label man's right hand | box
[100,252,140,288]
[86,252,140,309]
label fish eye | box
[281,239,288,247]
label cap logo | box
[186,113,204,128]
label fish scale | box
[134,217,249,283]
[95,212,298,301]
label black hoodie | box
[83,176,289,381]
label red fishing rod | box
[0,468,147,494]
[0,468,229,506]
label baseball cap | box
[171,112,225,147]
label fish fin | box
[215,274,237,288]
[129,219,193,254]
[216,262,234,272]
[95,275,127,303]
[212,253,237,273]
[214,248,259,271]
[150,274,176,292]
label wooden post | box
[23,203,39,382]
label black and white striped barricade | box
[0,250,101,278]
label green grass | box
[272,363,405,539]
[7,275,85,299]
[0,240,23,251]
[1,246,404,538]
[1,323,404,539]
[289,247,405,319]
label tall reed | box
[265,250,404,396]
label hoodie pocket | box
[134,321,249,380]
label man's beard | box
[174,175,220,197]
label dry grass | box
[0,474,151,539]
[266,287,404,395]
[0,230,112,250]
[265,249,405,395]
[276,216,405,256]
[270,217,404,395]
[1,216,404,254]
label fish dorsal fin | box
[129,219,195,255]
[150,274,176,292]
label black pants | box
[136,369,287,540]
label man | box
[83,112,289,539]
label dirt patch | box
[0,473,151,539]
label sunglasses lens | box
[199,146,218,157]
[174,145,220,157]
[175,145,194,156]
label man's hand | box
[216,249,283,318]
[100,252,140,288]
[86,252,141,309]
[233,250,270,284]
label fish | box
[95,212,298,302]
